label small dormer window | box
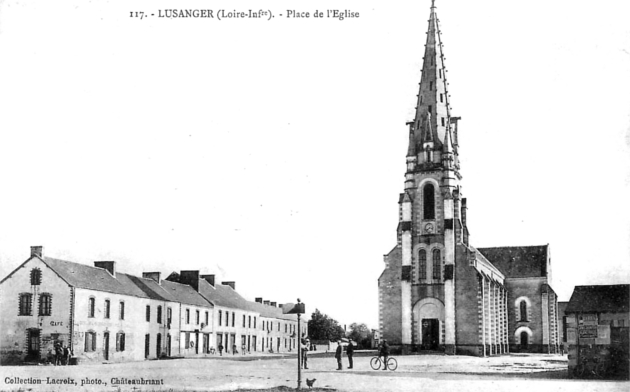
[30,268,42,286]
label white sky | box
[1,0,629,330]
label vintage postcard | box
[0,0,628,391]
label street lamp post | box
[284,298,306,390]
[297,310,302,390]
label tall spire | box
[412,0,452,150]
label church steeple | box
[408,0,455,165]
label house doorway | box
[103,332,110,360]
[27,329,40,361]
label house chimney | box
[222,281,235,290]
[201,274,215,287]
[142,272,161,285]
[255,298,263,303]
[179,270,201,292]
[270,301,277,307]
[264,300,270,306]
[94,261,116,277]
[30,246,43,258]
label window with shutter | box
[19,293,32,316]
[39,293,52,316]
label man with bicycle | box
[379,339,390,370]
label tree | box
[307,309,345,341]
[347,323,373,349]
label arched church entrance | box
[520,331,529,349]
[514,327,533,352]
[413,298,445,350]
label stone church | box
[378,1,560,356]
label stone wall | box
[378,246,402,346]
[454,245,483,356]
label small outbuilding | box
[565,285,629,379]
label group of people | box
[50,342,72,366]
[334,339,389,371]
[334,340,354,370]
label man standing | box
[62,344,70,366]
[346,341,354,369]
[54,342,63,366]
[335,341,343,370]
[301,338,309,369]
[379,340,390,371]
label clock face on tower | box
[424,223,434,234]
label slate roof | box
[197,279,244,309]
[41,257,210,307]
[477,245,549,278]
[161,279,212,307]
[194,278,297,321]
[248,300,295,321]
[565,285,629,314]
[43,257,154,298]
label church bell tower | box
[397,0,465,354]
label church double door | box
[421,319,439,350]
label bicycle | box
[370,356,397,371]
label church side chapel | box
[378,0,560,356]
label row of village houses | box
[0,246,308,365]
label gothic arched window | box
[432,249,441,280]
[419,250,427,280]
[520,300,528,321]
[424,184,435,219]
